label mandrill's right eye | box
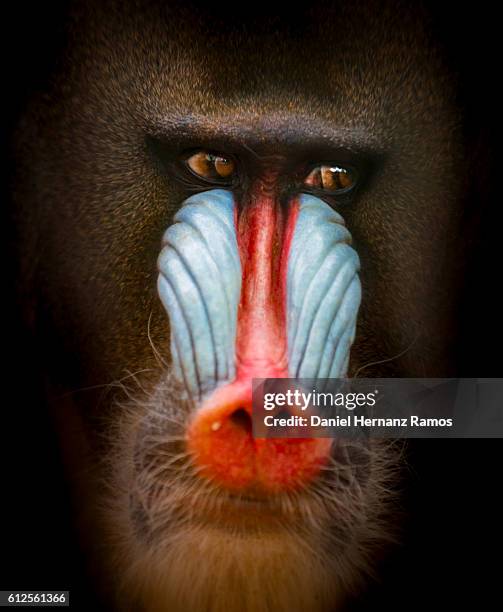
[185,150,237,183]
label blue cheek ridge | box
[158,190,362,399]
[287,194,361,379]
[157,189,241,400]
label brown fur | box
[103,370,400,611]
[11,0,475,609]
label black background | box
[1,2,501,610]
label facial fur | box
[12,0,469,610]
[100,370,400,611]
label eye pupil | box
[214,157,234,178]
[186,151,236,181]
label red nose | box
[186,380,332,492]
[186,186,332,493]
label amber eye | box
[304,164,356,193]
[185,151,236,181]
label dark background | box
[1,2,501,610]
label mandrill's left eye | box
[185,151,236,182]
[304,164,357,194]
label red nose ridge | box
[186,379,332,492]
[186,187,332,493]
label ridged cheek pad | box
[287,196,361,379]
[157,189,361,400]
[157,190,242,401]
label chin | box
[81,370,402,612]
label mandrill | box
[11,0,481,610]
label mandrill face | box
[12,0,470,610]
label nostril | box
[229,408,253,434]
